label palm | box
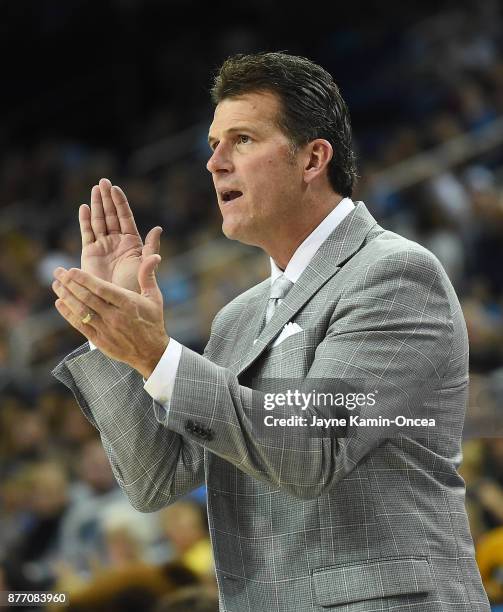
[82,232,144,292]
[78,180,162,293]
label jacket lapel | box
[235,202,378,376]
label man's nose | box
[206,144,233,174]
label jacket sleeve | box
[162,248,456,500]
[52,342,206,512]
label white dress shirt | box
[143,197,355,410]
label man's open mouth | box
[221,190,243,203]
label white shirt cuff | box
[143,338,183,410]
[88,340,97,351]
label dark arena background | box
[1,1,503,610]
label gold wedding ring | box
[81,312,94,324]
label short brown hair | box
[211,52,357,197]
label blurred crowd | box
[1,1,503,610]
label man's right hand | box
[79,178,162,293]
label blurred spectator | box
[60,439,161,574]
[476,527,503,604]
[54,561,197,612]
[154,585,219,612]
[1,461,72,590]
[158,501,214,583]
[477,440,503,530]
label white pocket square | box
[271,322,304,347]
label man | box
[52,53,490,610]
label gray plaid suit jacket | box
[53,202,490,611]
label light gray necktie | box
[265,274,294,325]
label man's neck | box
[267,195,344,269]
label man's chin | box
[221,221,255,246]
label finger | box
[138,254,162,299]
[99,178,120,234]
[79,204,95,247]
[110,184,140,236]
[54,267,130,309]
[142,226,163,258]
[52,277,112,318]
[52,279,101,326]
[55,298,98,343]
[90,184,107,237]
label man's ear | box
[303,139,333,184]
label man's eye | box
[238,135,251,145]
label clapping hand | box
[80,178,162,293]
[52,179,170,378]
[52,259,170,379]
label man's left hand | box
[52,254,170,379]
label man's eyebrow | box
[208,126,259,145]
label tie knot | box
[270,275,294,300]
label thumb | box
[142,226,162,258]
[138,254,162,298]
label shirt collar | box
[270,197,355,284]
